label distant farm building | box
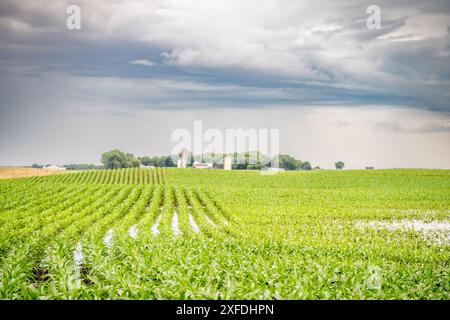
[365,166,375,170]
[193,161,213,169]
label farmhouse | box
[192,161,213,169]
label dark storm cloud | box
[0,0,449,112]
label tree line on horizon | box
[31,150,345,171]
[100,149,344,171]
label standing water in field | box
[356,219,450,246]
[103,229,114,248]
[73,242,84,266]
[172,210,182,236]
[73,242,84,287]
[128,225,139,239]
[151,209,163,235]
[188,214,200,233]
[205,215,217,228]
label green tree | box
[139,155,176,167]
[126,153,140,168]
[139,156,152,166]
[101,150,138,169]
[300,161,312,170]
[164,156,175,167]
[335,161,345,170]
[277,154,302,170]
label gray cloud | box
[0,1,449,167]
[129,59,155,67]
[0,0,449,110]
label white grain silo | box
[177,159,187,168]
[224,156,232,170]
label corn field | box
[0,168,449,299]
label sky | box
[0,0,449,169]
